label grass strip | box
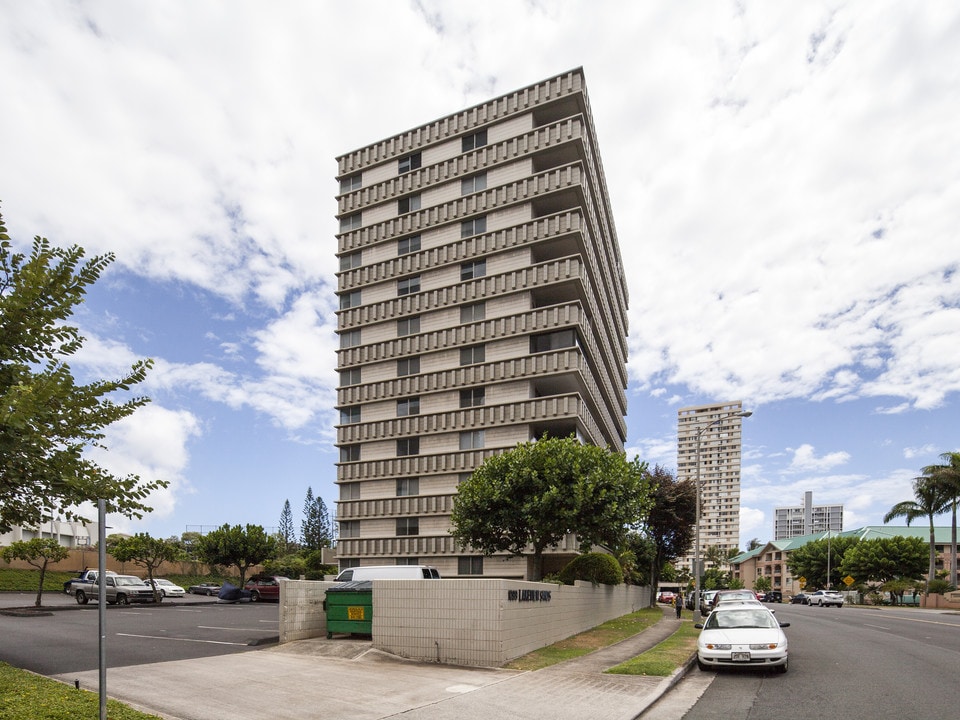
[0,662,163,720]
[503,607,663,671]
[605,619,699,676]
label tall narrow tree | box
[639,465,696,607]
[922,452,960,588]
[884,476,950,593]
[278,499,295,555]
[300,487,332,551]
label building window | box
[339,445,361,463]
[462,129,488,153]
[340,368,362,386]
[461,259,486,281]
[398,234,421,255]
[460,302,485,323]
[397,438,420,456]
[397,316,420,337]
[460,388,485,408]
[339,251,362,271]
[458,556,483,575]
[339,330,361,349]
[461,172,487,195]
[530,329,577,353]
[397,356,420,376]
[397,397,420,417]
[339,407,361,425]
[398,194,421,214]
[339,174,362,193]
[461,216,487,238]
[460,430,485,450]
[458,473,472,484]
[340,558,360,569]
[339,521,359,538]
[397,275,421,296]
[340,482,360,500]
[396,557,419,566]
[339,290,361,310]
[396,517,419,536]
[396,477,419,496]
[339,213,362,232]
[460,344,485,366]
[398,152,422,174]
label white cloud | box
[739,507,767,542]
[787,444,851,473]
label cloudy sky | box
[2,1,958,546]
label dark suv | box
[763,590,783,603]
[243,575,288,602]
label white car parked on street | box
[695,602,791,673]
[808,589,844,607]
[145,578,186,598]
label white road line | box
[864,623,890,630]
[116,633,248,646]
[197,625,274,632]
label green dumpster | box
[325,580,373,638]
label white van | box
[334,565,441,582]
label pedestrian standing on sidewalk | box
[674,593,683,619]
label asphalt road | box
[677,602,960,719]
[0,592,279,675]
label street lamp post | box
[693,410,752,617]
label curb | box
[630,652,698,719]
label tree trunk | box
[35,563,47,607]
[928,520,936,594]
[952,501,957,589]
[531,550,544,582]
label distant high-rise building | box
[676,401,748,572]
[774,491,843,540]
[333,69,628,580]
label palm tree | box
[923,452,960,588]
[884,476,950,594]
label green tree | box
[0,538,70,606]
[884,475,950,593]
[278,499,296,555]
[300,487,332,551]
[746,538,762,551]
[196,524,277,587]
[786,536,860,589]
[108,533,180,602]
[753,575,772,594]
[922,451,960,588]
[0,208,166,533]
[840,536,927,593]
[637,465,696,607]
[450,435,652,580]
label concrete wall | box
[279,579,650,667]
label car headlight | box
[705,643,731,650]
[750,643,780,650]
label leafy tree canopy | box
[0,207,166,533]
[636,465,695,606]
[840,536,927,586]
[1,537,70,606]
[300,487,332,551]
[196,524,277,587]
[109,533,180,601]
[785,536,859,589]
[450,435,652,580]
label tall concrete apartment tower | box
[676,401,747,573]
[773,491,843,540]
[333,69,628,580]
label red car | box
[657,591,676,604]
[243,575,288,602]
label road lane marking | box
[197,625,273,632]
[116,633,248,646]
[864,623,890,630]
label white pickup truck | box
[72,573,157,605]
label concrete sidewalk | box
[54,606,692,720]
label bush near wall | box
[558,553,623,586]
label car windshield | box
[115,577,141,586]
[705,609,778,630]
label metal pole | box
[826,529,832,591]
[98,499,106,720]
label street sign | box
[798,576,806,588]
[843,575,855,586]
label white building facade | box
[333,69,629,580]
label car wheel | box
[76,591,88,605]
[776,660,788,674]
[117,594,129,605]
[697,658,709,671]
[250,591,261,602]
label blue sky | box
[1,1,958,547]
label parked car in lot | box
[695,602,791,673]
[657,591,676,604]
[187,582,222,596]
[809,589,844,607]
[790,592,810,605]
[144,578,186,598]
[763,591,783,603]
[243,575,288,602]
[74,574,156,605]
